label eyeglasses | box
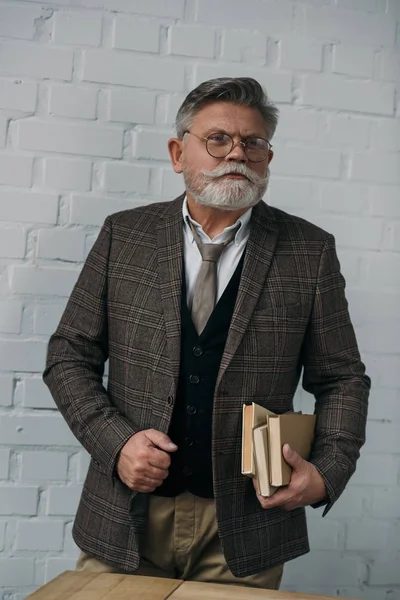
[183,130,272,162]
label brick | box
[54,11,102,46]
[168,26,215,58]
[303,75,395,116]
[37,228,86,262]
[327,486,366,518]
[70,195,135,226]
[133,130,171,161]
[369,558,400,585]
[336,0,387,11]
[364,422,399,453]
[10,265,80,297]
[335,251,360,285]
[45,558,78,583]
[17,119,123,159]
[161,169,185,198]
[0,5,42,40]
[64,521,79,553]
[16,519,64,551]
[324,115,371,149]
[0,449,10,479]
[370,487,400,519]
[49,85,97,120]
[107,89,156,124]
[381,51,400,84]
[165,94,185,126]
[267,179,314,211]
[280,38,323,72]
[0,415,80,446]
[307,519,342,550]
[275,108,319,142]
[271,146,341,179]
[0,191,58,224]
[113,16,159,53]
[351,452,398,485]
[21,451,68,482]
[346,520,389,550]
[0,115,7,147]
[283,552,364,587]
[358,320,400,354]
[43,157,92,192]
[387,221,400,252]
[0,154,33,186]
[371,186,400,217]
[305,7,396,45]
[313,216,383,250]
[347,289,400,325]
[0,42,73,80]
[371,120,400,152]
[196,0,292,33]
[102,162,150,193]
[0,226,26,258]
[34,304,66,335]
[0,558,35,586]
[82,50,185,92]
[194,64,292,103]
[351,153,400,184]
[0,340,47,372]
[221,31,267,63]
[0,520,5,549]
[96,0,184,18]
[47,486,82,515]
[0,375,13,407]
[333,43,374,78]
[0,486,38,516]
[20,378,56,410]
[0,301,23,334]
[317,182,368,215]
[367,388,400,421]
[367,355,400,388]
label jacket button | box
[187,405,197,415]
[184,437,194,446]
[167,395,174,406]
[193,346,203,357]
[183,466,192,477]
[189,374,200,384]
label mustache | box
[200,163,268,186]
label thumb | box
[282,444,303,469]
[145,429,178,452]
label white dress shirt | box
[182,196,252,310]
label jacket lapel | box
[156,195,185,391]
[216,201,279,389]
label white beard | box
[183,163,269,211]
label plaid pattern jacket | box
[43,195,370,577]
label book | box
[252,423,278,497]
[241,402,276,478]
[267,413,316,486]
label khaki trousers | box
[76,491,283,589]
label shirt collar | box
[182,195,252,246]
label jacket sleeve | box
[301,234,370,516]
[43,216,136,479]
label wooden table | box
[26,571,359,600]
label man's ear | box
[168,138,184,174]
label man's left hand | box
[254,443,327,511]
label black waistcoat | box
[154,253,244,498]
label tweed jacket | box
[43,195,370,577]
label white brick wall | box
[0,1,398,599]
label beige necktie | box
[189,221,238,335]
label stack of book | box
[241,403,316,497]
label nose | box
[225,140,248,163]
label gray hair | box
[175,77,279,140]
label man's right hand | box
[116,429,178,493]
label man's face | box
[169,101,274,211]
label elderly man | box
[43,77,370,590]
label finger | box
[282,444,304,471]
[257,488,294,509]
[145,429,178,452]
[142,463,169,480]
[148,447,172,470]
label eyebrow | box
[202,127,263,139]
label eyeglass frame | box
[182,130,273,163]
